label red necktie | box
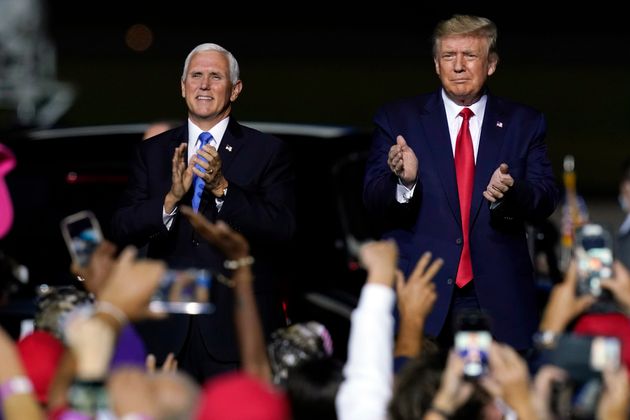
[455,108,475,288]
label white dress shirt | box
[163,117,230,228]
[396,90,487,203]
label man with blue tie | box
[111,43,296,382]
[363,15,559,353]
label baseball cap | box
[195,372,290,420]
[16,330,64,404]
[0,143,16,239]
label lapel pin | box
[496,121,503,128]
[225,145,233,152]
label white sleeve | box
[335,283,395,420]
[162,206,177,230]
[396,180,416,203]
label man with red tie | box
[363,14,559,352]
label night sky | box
[15,2,630,195]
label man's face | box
[434,35,497,106]
[181,50,242,128]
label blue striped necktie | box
[192,132,213,212]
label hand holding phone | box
[60,210,103,267]
[149,268,215,315]
[574,223,614,301]
[454,310,492,379]
[550,333,620,383]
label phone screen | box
[149,268,214,315]
[60,210,103,267]
[454,310,492,379]
[590,336,620,371]
[575,224,613,298]
[455,330,492,378]
[551,334,620,383]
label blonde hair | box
[432,14,498,59]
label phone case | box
[60,210,103,267]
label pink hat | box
[196,372,291,420]
[0,144,16,239]
[17,330,65,404]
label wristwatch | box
[0,376,34,402]
[67,379,108,414]
[533,330,559,350]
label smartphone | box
[550,333,621,383]
[454,310,492,379]
[590,336,621,371]
[60,210,103,267]
[149,268,215,315]
[574,223,613,299]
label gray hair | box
[181,43,240,84]
[432,15,498,59]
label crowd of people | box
[1,13,630,420]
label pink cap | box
[0,144,16,239]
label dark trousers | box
[177,316,239,384]
[436,281,538,371]
[436,281,481,351]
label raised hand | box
[387,135,418,188]
[165,142,194,212]
[71,240,118,296]
[483,163,514,203]
[601,261,630,311]
[180,205,249,260]
[394,251,442,357]
[190,144,228,197]
[539,259,595,333]
[358,240,398,287]
[97,246,166,323]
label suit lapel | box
[216,119,244,175]
[198,119,244,215]
[471,95,506,225]
[421,92,461,223]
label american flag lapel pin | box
[496,121,503,128]
[226,145,233,152]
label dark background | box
[5,2,630,204]
[44,3,630,197]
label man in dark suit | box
[111,43,295,382]
[363,15,559,352]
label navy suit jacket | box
[363,90,559,350]
[111,118,296,362]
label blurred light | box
[125,24,153,52]
[348,261,360,271]
[66,172,77,183]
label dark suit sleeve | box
[110,142,170,247]
[216,138,296,243]
[501,113,560,223]
[363,107,421,227]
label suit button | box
[192,240,199,246]
[455,238,462,245]
[447,278,453,285]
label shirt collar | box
[188,117,230,148]
[441,89,487,124]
